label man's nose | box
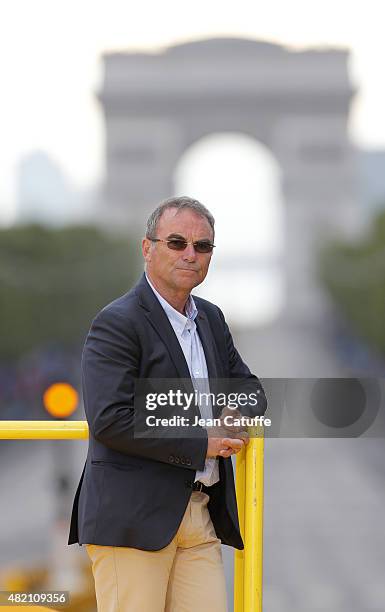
[182,243,196,262]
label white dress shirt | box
[145,274,219,486]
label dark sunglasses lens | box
[194,242,214,253]
[167,239,188,250]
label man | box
[68,196,267,611]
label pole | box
[234,426,264,611]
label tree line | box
[0,224,141,360]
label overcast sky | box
[0,0,383,224]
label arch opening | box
[174,132,284,327]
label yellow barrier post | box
[234,426,265,612]
[234,444,246,612]
[244,426,264,611]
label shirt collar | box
[145,273,198,336]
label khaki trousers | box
[85,491,228,612]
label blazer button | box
[180,458,186,465]
[186,459,192,466]
[175,457,180,464]
[169,455,175,463]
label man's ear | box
[142,237,152,263]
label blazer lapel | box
[136,274,192,382]
[195,311,219,380]
[195,310,223,419]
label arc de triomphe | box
[97,38,359,376]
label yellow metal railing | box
[0,420,264,611]
[0,420,89,439]
[234,427,264,612]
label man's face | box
[142,208,214,293]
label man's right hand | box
[205,406,249,458]
[206,436,246,458]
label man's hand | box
[206,436,245,458]
[206,406,249,458]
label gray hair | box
[145,196,215,239]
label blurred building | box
[97,37,363,376]
[358,149,385,213]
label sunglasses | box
[150,238,215,254]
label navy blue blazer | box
[68,273,267,550]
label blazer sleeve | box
[82,307,207,471]
[218,307,267,418]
